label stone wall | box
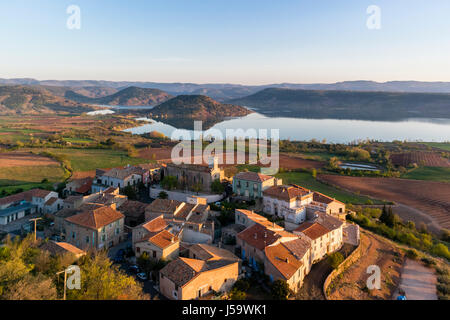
[150,186,223,204]
[323,242,362,299]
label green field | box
[0,165,65,194]
[402,166,450,183]
[62,137,95,144]
[275,171,384,204]
[421,142,450,152]
[36,148,148,172]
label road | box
[108,240,166,300]
[393,259,438,300]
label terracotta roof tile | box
[0,189,52,206]
[263,185,312,202]
[189,244,240,262]
[235,171,274,183]
[237,223,296,251]
[294,222,330,240]
[144,230,178,249]
[146,199,184,214]
[41,241,86,256]
[265,243,303,280]
[44,197,58,206]
[313,192,344,205]
[65,206,124,230]
[139,216,167,233]
[160,257,237,287]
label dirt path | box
[328,231,404,300]
[393,259,437,300]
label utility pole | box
[55,269,68,300]
[29,217,42,243]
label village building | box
[236,222,297,271]
[64,177,93,196]
[159,256,239,300]
[262,184,346,226]
[135,229,180,261]
[64,206,125,250]
[40,240,86,260]
[232,171,279,199]
[187,243,241,266]
[132,215,180,261]
[145,198,213,244]
[264,237,312,292]
[293,211,344,263]
[91,165,150,193]
[163,157,224,193]
[118,200,148,227]
[0,189,62,225]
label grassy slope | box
[275,171,383,204]
[422,142,450,152]
[38,148,148,172]
[402,167,450,183]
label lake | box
[123,112,450,143]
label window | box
[136,247,140,253]
[173,291,178,299]
[86,236,89,243]
[153,251,157,258]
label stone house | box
[232,171,279,199]
[293,211,344,263]
[64,206,125,250]
[159,257,239,300]
[264,237,312,293]
[163,157,224,193]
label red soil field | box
[0,152,59,168]
[390,152,450,167]
[319,174,450,230]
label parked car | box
[136,273,148,281]
[128,265,140,274]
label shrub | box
[431,243,450,260]
[437,283,450,296]
[437,275,449,285]
[233,279,250,292]
[270,280,291,300]
[158,191,168,199]
[327,252,344,269]
[406,249,418,260]
[421,257,436,266]
[229,288,246,300]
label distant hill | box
[0,86,95,115]
[6,78,450,100]
[229,88,450,120]
[148,95,253,129]
[65,86,173,106]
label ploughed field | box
[0,152,65,192]
[390,152,450,167]
[319,174,450,230]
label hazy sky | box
[1,0,450,84]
